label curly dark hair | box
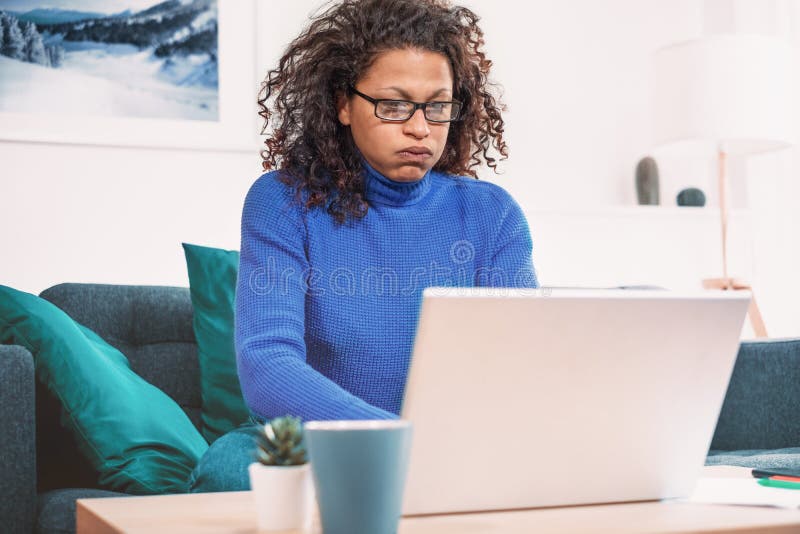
[257,0,508,224]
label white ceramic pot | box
[249,462,314,532]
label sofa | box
[1,283,799,533]
[1,284,202,534]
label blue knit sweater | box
[235,161,538,421]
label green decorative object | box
[248,416,312,531]
[251,416,308,466]
[0,285,208,495]
[182,243,249,444]
[677,187,706,207]
[635,156,660,205]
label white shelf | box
[525,204,748,218]
[526,205,753,291]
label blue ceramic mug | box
[304,420,413,534]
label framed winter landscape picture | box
[0,0,258,151]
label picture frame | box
[0,0,260,152]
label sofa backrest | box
[37,283,202,491]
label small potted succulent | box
[248,416,314,532]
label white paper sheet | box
[682,477,800,509]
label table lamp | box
[653,34,795,338]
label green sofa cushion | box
[182,243,249,443]
[0,285,208,494]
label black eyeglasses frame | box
[348,86,462,123]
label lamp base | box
[702,277,767,338]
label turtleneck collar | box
[362,158,432,207]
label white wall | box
[458,0,704,209]
[1,0,797,337]
[1,142,260,289]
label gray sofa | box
[1,283,799,533]
[1,284,202,534]
[706,339,800,468]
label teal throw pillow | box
[182,243,249,443]
[0,285,208,495]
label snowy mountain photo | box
[0,0,219,121]
[11,8,106,25]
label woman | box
[189,0,538,492]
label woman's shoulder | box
[246,170,298,202]
[243,170,307,223]
[431,171,521,212]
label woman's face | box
[337,48,454,182]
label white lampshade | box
[653,34,795,156]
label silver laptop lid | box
[401,287,750,515]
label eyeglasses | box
[349,86,462,123]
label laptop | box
[400,287,751,515]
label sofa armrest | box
[0,344,36,533]
[710,339,800,452]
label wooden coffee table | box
[77,467,800,533]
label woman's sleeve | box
[234,174,395,422]
[481,188,539,289]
